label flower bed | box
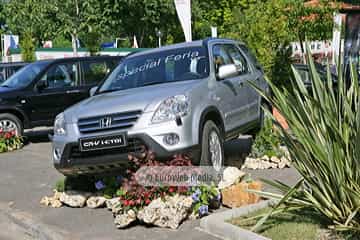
[41,149,263,230]
[0,129,23,153]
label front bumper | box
[53,112,199,176]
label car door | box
[212,44,250,131]
[28,61,82,125]
[238,44,263,121]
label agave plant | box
[251,45,360,234]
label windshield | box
[99,46,209,93]
[0,61,49,89]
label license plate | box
[79,134,127,152]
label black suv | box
[0,56,122,135]
[0,62,28,83]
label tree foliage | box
[20,31,36,62]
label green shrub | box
[20,31,36,62]
[252,46,360,234]
[251,117,283,158]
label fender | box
[198,106,225,145]
[0,106,30,128]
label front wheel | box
[199,121,224,171]
[0,113,23,136]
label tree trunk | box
[71,33,78,57]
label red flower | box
[168,187,175,193]
[4,132,11,139]
[129,200,135,206]
[123,200,129,206]
[145,199,151,205]
[135,198,141,205]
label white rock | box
[137,194,193,229]
[114,210,137,229]
[270,156,281,163]
[40,190,63,208]
[112,202,123,215]
[218,167,246,189]
[262,155,270,161]
[86,196,107,209]
[106,198,121,210]
[59,191,91,208]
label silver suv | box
[52,38,268,176]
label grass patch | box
[229,207,342,240]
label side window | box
[224,45,249,75]
[213,45,233,73]
[239,44,262,71]
[0,67,5,83]
[41,62,79,89]
[83,61,109,85]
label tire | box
[199,120,224,171]
[0,113,23,136]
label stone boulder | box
[59,191,91,208]
[86,196,107,209]
[221,181,262,208]
[40,190,63,208]
[114,210,137,229]
[218,167,246,189]
[137,194,193,229]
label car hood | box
[65,80,202,123]
[0,86,15,94]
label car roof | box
[0,62,28,67]
[127,38,245,59]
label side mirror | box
[217,64,238,80]
[90,86,98,96]
[36,80,47,91]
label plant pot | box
[221,181,262,208]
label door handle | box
[66,89,81,94]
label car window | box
[0,67,5,83]
[99,47,209,93]
[213,45,233,73]
[82,61,109,85]
[1,62,48,89]
[42,62,80,89]
[224,45,249,75]
[8,65,24,77]
[239,44,262,71]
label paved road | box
[0,131,300,240]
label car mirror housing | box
[36,80,47,91]
[90,86,98,96]
[217,64,238,80]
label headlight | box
[54,113,66,135]
[152,95,189,123]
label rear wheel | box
[0,113,23,136]
[199,121,224,171]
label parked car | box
[0,62,28,84]
[52,38,268,175]
[0,56,123,135]
[293,63,338,88]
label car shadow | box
[224,135,253,168]
[23,128,53,145]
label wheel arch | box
[198,106,225,145]
[0,107,29,129]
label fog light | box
[163,133,180,146]
[53,148,61,161]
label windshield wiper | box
[142,81,165,87]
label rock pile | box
[41,191,193,229]
[242,155,291,170]
[137,194,193,229]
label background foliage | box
[0,0,336,86]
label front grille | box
[69,138,145,159]
[77,110,142,134]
